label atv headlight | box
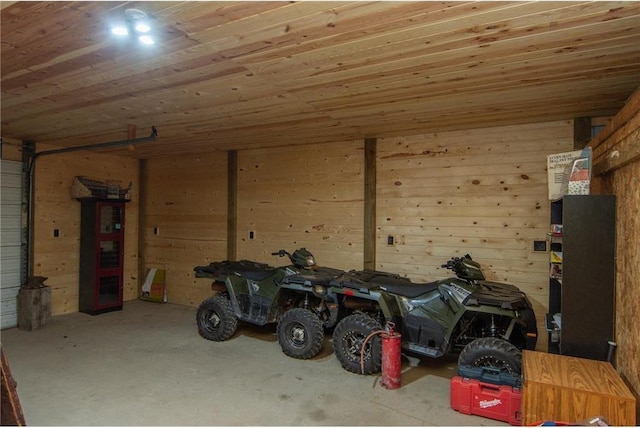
[313,284,326,297]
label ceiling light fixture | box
[111,26,129,36]
[125,8,147,20]
[134,22,151,33]
[139,35,154,45]
[110,8,155,45]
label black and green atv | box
[194,249,343,359]
[194,250,538,375]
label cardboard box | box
[140,268,166,303]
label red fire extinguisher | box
[381,321,402,389]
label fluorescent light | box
[111,26,129,36]
[139,35,155,45]
[135,22,151,33]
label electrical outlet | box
[533,240,546,252]
[249,231,255,240]
[387,235,395,246]
[153,227,159,235]
[53,229,59,238]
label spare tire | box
[458,337,522,375]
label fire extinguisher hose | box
[360,329,387,375]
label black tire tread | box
[196,294,238,341]
[277,308,324,360]
[458,337,522,374]
[332,313,382,375]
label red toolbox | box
[450,376,522,425]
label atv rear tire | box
[277,308,324,359]
[332,313,382,375]
[458,337,522,375]
[196,295,238,341]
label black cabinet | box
[79,200,125,314]
[548,195,616,361]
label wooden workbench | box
[522,350,636,426]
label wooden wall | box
[32,145,139,315]
[141,143,364,306]
[142,121,572,348]
[236,141,365,270]
[142,153,228,307]
[588,87,640,415]
[1,138,22,162]
[26,119,575,343]
[377,121,574,342]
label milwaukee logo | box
[479,398,502,409]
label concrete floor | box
[1,300,507,426]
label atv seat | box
[234,269,280,282]
[379,281,439,298]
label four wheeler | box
[194,250,538,376]
[194,248,343,359]
[282,253,538,375]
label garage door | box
[1,160,23,329]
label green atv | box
[283,254,538,375]
[195,250,538,375]
[194,249,343,359]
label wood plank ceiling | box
[1,1,639,158]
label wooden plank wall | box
[376,121,574,342]
[236,141,365,270]
[1,137,23,162]
[588,87,640,415]
[29,119,575,338]
[32,146,138,315]
[141,121,573,345]
[142,153,228,306]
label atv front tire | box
[196,295,238,341]
[458,337,522,375]
[332,313,382,375]
[277,308,324,359]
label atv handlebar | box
[271,250,290,258]
[441,254,473,270]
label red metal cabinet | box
[79,200,125,314]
